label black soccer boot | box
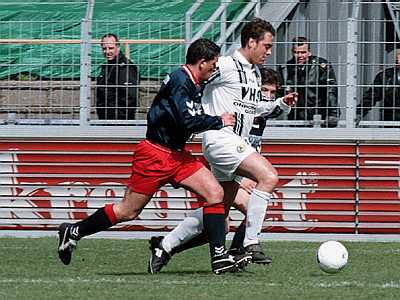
[211,252,252,275]
[244,243,272,264]
[148,236,171,274]
[57,223,77,265]
[227,246,245,256]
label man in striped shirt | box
[200,19,278,263]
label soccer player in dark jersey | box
[57,38,251,275]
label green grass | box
[0,238,399,300]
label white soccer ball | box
[317,241,348,273]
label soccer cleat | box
[148,236,171,274]
[244,243,272,264]
[227,247,245,256]
[211,253,252,275]
[57,223,77,265]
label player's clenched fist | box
[283,92,298,107]
[220,112,236,127]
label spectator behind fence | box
[96,33,139,120]
[278,36,339,127]
[357,49,400,124]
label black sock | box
[230,221,246,250]
[203,203,226,258]
[70,207,114,240]
[170,230,208,256]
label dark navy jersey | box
[247,97,290,152]
[146,66,223,151]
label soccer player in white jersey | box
[228,67,297,256]
[204,17,278,262]
[148,18,280,272]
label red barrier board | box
[0,141,398,234]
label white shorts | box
[202,130,256,182]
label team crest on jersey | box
[237,143,247,153]
[163,74,170,84]
[186,100,203,116]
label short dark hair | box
[292,36,310,50]
[186,38,220,65]
[240,17,275,48]
[259,67,280,88]
[101,33,120,46]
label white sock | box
[243,188,271,248]
[161,208,203,253]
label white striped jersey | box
[202,50,262,138]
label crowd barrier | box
[1,140,398,236]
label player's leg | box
[147,204,204,274]
[225,180,269,261]
[149,179,246,269]
[162,208,205,254]
[148,207,206,274]
[235,152,277,263]
[58,188,151,265]
[229,220,246,254]
[159,181,247,258]
[166,181,240,256]
[228,186,271,263]
[156,182,240,259]
[148,165,211,274]
[228,186,249,253]
[58,140,158,265]
[177,166,251,274]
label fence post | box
[354,141,360,234]
[220,8,226,53]
[79,0,94,127]
[185,0,204,51]
[345,1,360,128]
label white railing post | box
[345,1,360,128]
[185,0,204,51]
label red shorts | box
[128,140,204,196]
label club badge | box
[237,144,246,153]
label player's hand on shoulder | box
[220,112,236,127]
[283,92,298,107]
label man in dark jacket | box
[96,33,139,120]
[278,36,339,127]
[358,49,400,123]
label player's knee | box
[268,171,279,187]
[259,170,279,189]
[115,207,141,222]
[206,184,224,204]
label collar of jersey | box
[181,65,200,86]
[233,50,254,68]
